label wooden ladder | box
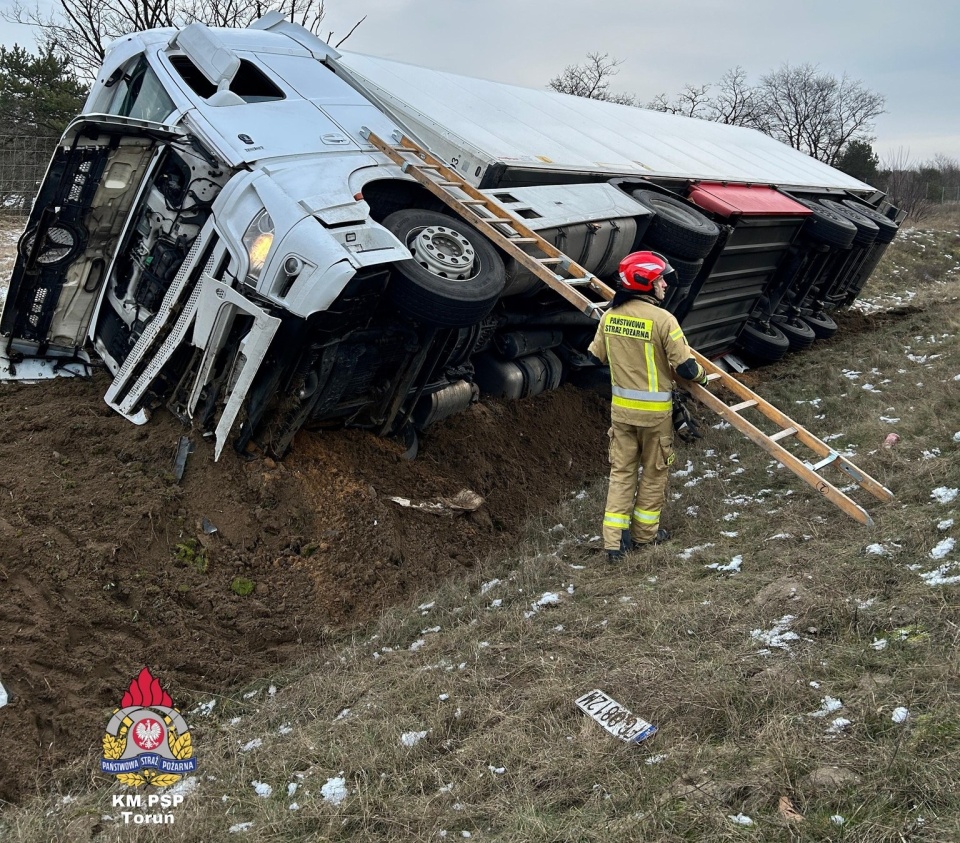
[361,128,615,316]
[683,350,894,526]
[363,129,894,527]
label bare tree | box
[646,83,711,118]
[548,52,637,106]
[879,147,932,222]
[6,0,329,79]
[703,66,762,127]
[756,63,884,165]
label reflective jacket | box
[588,296,696,426]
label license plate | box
[575,689,657,743]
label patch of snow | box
[831,815,845,826]
[321,776,348,805]
[879,415,900,423]
[164,777,200,797]
[871,638,888,651]
[645,754,667,765]
[865,543,889,556]
[252,781,272,798]
[400,730,429,747]
[931,487,958,504]
[808,696,843,718]
[930,538,956,559]
[826,717,852,734]
[938,518,955,531]
[677,543,714,560]
[409,639,426,652]
[728,813,753,826]
[750,615,799,651]
[277,724,292,735]
[240,738,262,752]
[891,707,910,724]
[480,579,501,594]
[706,555,742,574]
[919,563,960,586]
[673,460,695,477]
[229,822,254,833]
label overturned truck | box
[0,15,902,458]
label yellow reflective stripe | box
[633,508,661,524]
[612,395,672,413]
[645,340,657,392]
[603,512,631,529]
[603,315,654,340]
[669,326,684,341]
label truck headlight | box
[242,210,274,286]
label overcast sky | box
[1,0,956,164]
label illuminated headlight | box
[242,210,274,286]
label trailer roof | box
[337,52,874,193]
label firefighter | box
[588,251,709,562]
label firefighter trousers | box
[602,414,675,550]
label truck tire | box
[791,198,857,249]
[631,190,720,260]
[737,320,790,362]
[669,255,704,286]
[819,199,879,247]
[772,314,816,351]
[841,200,899,244]
[799,308,838,339]
[383,209,507,328]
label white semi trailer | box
[0,14,900,457]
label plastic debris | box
[388,489,484,516]
[202,517,218,535]
[173,436,195,483]
[882,432,901,448]
[0,680,7,708]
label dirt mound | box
[0,373,608,802]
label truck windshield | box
[105,56,176,122]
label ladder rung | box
[462,199,489,205]
[538,258,563,265]
[478,217,514,224]
[705,373,723,382]
[811,452,839,472]
[509,238,537,244]
[728,399,758,413]
[438,181,462,187]
[769,426,798,442]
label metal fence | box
[0,135,58,217]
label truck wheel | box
[820,199,880,246]
[631,190,719,260]
[736,320,790,362]
[841,200,899,243]
[791,198,857,249]
[383,209,506,328]
[799,308,838,339]
[772,314,816,351]
[669,256,704,285]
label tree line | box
[549,54,959,220]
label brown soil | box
[0,373,608,802]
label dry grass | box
[2,224,960,842]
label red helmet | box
[618,251,673,292]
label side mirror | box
[169,23,241,96]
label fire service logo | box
[101,668,197,787]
